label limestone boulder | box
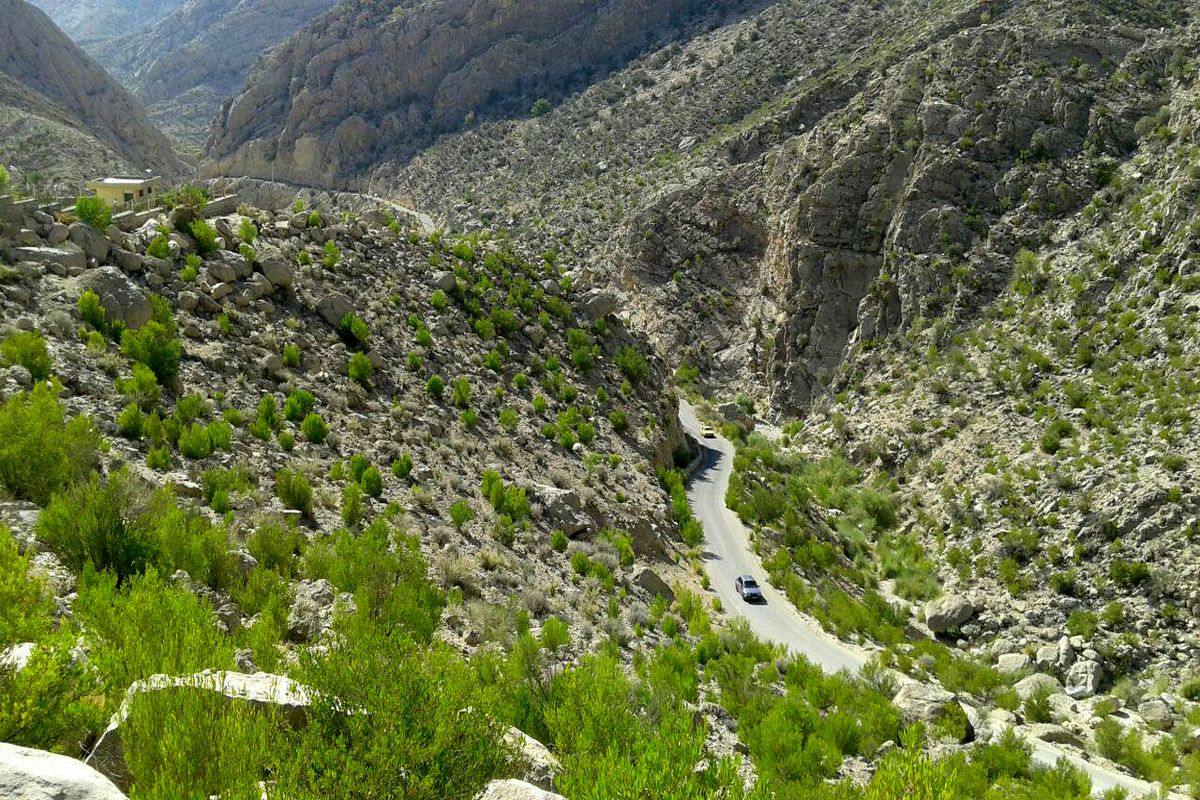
[316,292,353,328]
[924,594,975,633]
[1,743,127,800]
[476,779,566,800]
[504,728,560,791]
[76,267,152,330]
[68,222,110,264]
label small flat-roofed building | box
[85,175,162,212]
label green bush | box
[431,289,448,311]
[392,453,414,480]
[1,331,53,381]
[178,423,213,459]
[73,569,235,702]
[75,196,111,230]
[1109,559,1150,588]
[348,352,373,387]
[282,343,302,369]
[78,290,113,337]
[341,482,366,528]
[275,468,313,518]
[0,634,95,751]
[339,313,370,350]
[121,321,181,384]
[188,219,219,254]
[147,234,172,260]
[301,413,329,444]
[0,525,52,647]
[237,218,258,243]
[449,499,475,530]
[0,382,101,505]
[117,363,162,411]
[426,374,445,399]
[283,389,316,422]
[361,466,383,498]
[37,470,233,587]
[615,346,649,385]
[451,376,472,408]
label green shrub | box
[361,466,383,498]
[392,454,414,480]
[551,529,568,552]
[275,468,313,518]
[117,362,162,411]
[78,290,110,336]
[0,525,52,646]
[0,382,101,505]
[37,471,232,587]
[283,389,316,422]
[178,423,213,459]
[301,413,329,444]
[237,218,258,243]
[322,240,340,269]
[449,499,475,530]
[188,220,219,254]
[0,634,95,751]
[1023,683,1054,723]
[146,446,172,470]
[339,313,370,350]
[426,374,445,399]
[615,346,649,385]
[282,343,302,369]
[431,289,448,311]
[451,376,472,409]
[1109,559,1150,588]
[121,321,181,384]
[348,352,373,387]
[200,466,253,512]
[499,407,519,431]
[542,617,570,653]
[341,482,366,528]
[73,569,235,701]
[74,196,111,230]
[1,331,53,381]
[146,234,172,260]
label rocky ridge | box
[204,0,767,186]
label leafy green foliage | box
[1,330,53,381]
[188,219,219,254]
[0,382,101,505]
[301,413,329,444]
[348,352,373,387]
[0,525,52,647]
[275,468,313,518]
[121,320,181,384]
[74,196,111,229]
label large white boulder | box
[476,779,566,800]
[0,742,127,800]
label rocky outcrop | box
[0,742,127,800]
[204,0,759,186]
[924,595,975,634]
[0,0,182,179]
[503,728,560,791]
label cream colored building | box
[85,176,162,212]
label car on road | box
[700,425,717,438]
[735,575,763,602]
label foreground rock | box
[0,742,127,800]
[87,671,313,790]
[504,728,561,791]
[924,595,974,634]
[476,779,566,800]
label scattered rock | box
[1014,673,1063,701]
[76,266,152,329]
[315,292,353,327]
[634,568,674,602]
[1064,660,1103,699]
[924,595,975,633]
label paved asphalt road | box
[677,400,1156,798]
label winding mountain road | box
[677,400,1157,798]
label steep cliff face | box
[26,0,183,44]
[204,0,762,187]
[0,0,183,180]
[611,0,1185,413]
[96,0,339,149]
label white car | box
[699,425,717,439]
[735,575,763,602]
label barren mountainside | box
[0,0,183,183]
[204,0,768,186]
[26,0,184,44]
[96,0,340,150]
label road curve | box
[678,400,1156,798]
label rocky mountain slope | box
[95,0,340,151]
[204,0,767,187]
[0,0,183,187]
[26,0,184,45]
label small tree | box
[449,499,475,531]
[348,352,373,387]
[75,196,111,230]
[531,98,552,117]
